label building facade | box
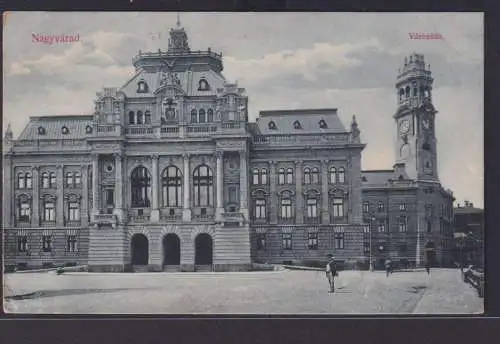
[453,201,484,269]
[2,24,454,272]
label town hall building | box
[2,21,454,272]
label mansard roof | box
[361,170,394,187]
[17,115,94,140]
[255,108,347,135]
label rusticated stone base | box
[88,264,127,272]
[212,264,252,272]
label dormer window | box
[293,121,302,129]
[38,126,46,135]
[61,126,69,135]
[137,80,148,93]
[319,120,327,129]
[268,121,277,130]
[198,78,210,91]
[85,125,93,134]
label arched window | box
[261,168,268,185]
[268,121,277,130]
[162,166,182,207]
[319,120,327,129]
[191,109,198,123]
[18,195,31,222]
[286,168,294,184]
[399,88,405,101]
[306,192,319,219]
[49,172,56,188]
[413,86,418,97]
[278,168,285,185]
[128,111,135,124]
[193,164,213,207]
[65,172,74,187]
[67,197,80,221]
[74,172,81,186]
[293,120,302,129]
[311,167,319,184]
[280,191,293,219]
[332,198,344,218]
[42,195,56,222]
[136,111,143,125]
[424,87,431,98]
[378,202,385,212]
[131,166,151,208]
[420,85,425,97]
[304,168,311,184]
[329,167,337,184]
[207,109,214,122]
[252,169,259,185]
[254,198,266,220]
[405,86,410,98]
[41,173,50,189]
[199,109,206,123]
[25,173,32,189]
[18,173,25,189]
[144,111,151,124]
[338,167,345,183]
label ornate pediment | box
[328,187,348,199]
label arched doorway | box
[195,233,213,265]
[163,233,181,266]
[131,234,149,265]
[425,241,437,267]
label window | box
[65,172,73,187]
[68,202,80,221]
[38,126,46,135]
[334,227,345,249]
[74,172,81,186]
[25,173,32,189]
[261,168,268,185]
[399,202,407,211]
[268,121,277,130]
[364,242,370,253]
[378,202,385,212]
[329,167,337,184]
[363,225,370,234]
[252,169,259,185]
[207,109,214,122]
[278,168,285,185]
[193,164,213,207]
[42,235,52,252]
[198,79,210,91]
[304,168,311,184]
[254,199,266,219]
[191,109,197,123]
[131,166,151,208]
[229,186,238,204]
[61,126,69,135]
[427,220,432,233]
[282,233,292,250]
[286,168,293,184]
[377,222,386,232]
[18,173,25,189]
[319,120,327,129]
[199,109,206,123]
[67,235,77,252]
[257,234,266,250]
[338,167,345,183]
[333,198,344,217]
[308,232,318,249]
[280,192,293,219]
[42,173,50,188]
[19,200,31,222]
[162,166,182,207]
[43,201,56,222]
[363,202,369,212]
[293,120,302,129]
[137,81,148,93]
[144,111,151,124]
[306,197,318,218]
[17,236,28,252]
[50,172,56,188]
[129,111,135,124]
[311,168,319,184]
[136,111,143,125]
[399,216,407,232]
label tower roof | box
[168,13,190,53]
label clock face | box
[400,119,410,135]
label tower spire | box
[176,12,181,28]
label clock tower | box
[394,53,439,181]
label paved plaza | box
[3,268,483,314]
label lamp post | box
[369,214,376,272]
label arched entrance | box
[195,233,213,265]
[131,234,149,266]
[163,233,181,266]
[425,241,437,267]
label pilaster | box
[350,153,363,224]
[321,160,329,224]
[91,153,100,218]
[3,154,13,227]
[216,151,224,220]
[151,153,160,222]
[269,161,278,224]
[239,150,248,220]
[295,160,303,224]
[56,164,64,226]
[32,165,40,227]
[182,153,191,221]
[113,153,125,223]
[81,164,89,227]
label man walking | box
[326,255,337,293]
[425,260,430,275]
[385,258,392,277]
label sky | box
[3,12,484,208]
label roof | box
[255,109,347,135]
[454,207,483,215]
[17,115,94,140]
[361,170,394,187]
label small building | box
[454,201,484,268]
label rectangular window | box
[399,216,407,232]
[363,225,370,234]
[308,232,318,249]
[253,172,259,185]
[333,198,344,217]
[399,202,407,211]
[42,235,52,252]
[106,189,114,206]
[362,202,369,212]
[334,227,345,249]
[378,203,385,212]
[255,199,266,219]
[281,199,292,219]
[67,235,77,253]
[306,198,318,218]
[44,202,55,222]
[68,202,80,221]
[257,234,266,250]
[17,236,28,252]
[19,203,31,222]
[282,233,292,250]
[363,242,370,253]
[377,223,386,232]
[229,186,237,204]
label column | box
[91,153,99,217]
[81,165,89,227]
[56,164,64,226]
[150,154,160,222]
[3,154,12,228]
[350,154,363,224]
[321,160,329,225]
[239,150,248,221]
[295,160,303,224]
[215,151,224,220]
[269,161,277,224]
[182,153,191,221]
[113,153,125,223]
[32,165,40,227]
[416,216,422,266]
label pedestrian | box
[385,258,392,277]
[425,261,430,275]
[325,255,337,293]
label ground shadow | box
[5,287,151,300]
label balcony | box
[220,212,245,226]
[125,126,154,135]
[93,214,117,228]
[128,214,151,222]
[192,214,215,222]
[186,125,217,135]
[96,124,122,137]
[160,126,179,137]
